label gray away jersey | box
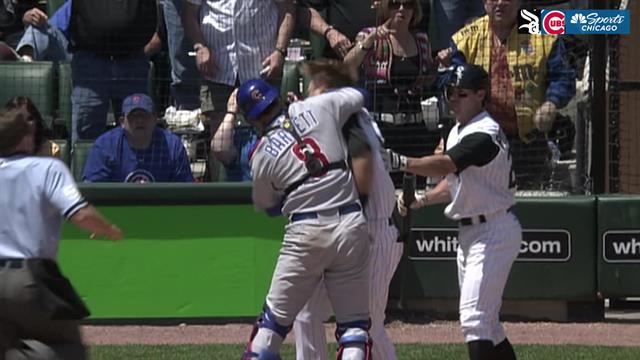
[444,111,516,219]
[250,87,364,215]
[0,155,88,259]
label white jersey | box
[0,155,87,259]
[444,111,516,220]
[250,87,364,215]
[356,111,396,221]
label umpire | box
[0,109,123,359]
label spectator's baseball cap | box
[448,64,490,91]
[122,94,155,117]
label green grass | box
[90,344,640,359]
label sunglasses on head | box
[389,0,415,10]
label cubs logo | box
[542,10,565,35]
[251,89,264,101]
[125,169,156,183]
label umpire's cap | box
[237,79,280,121]
[448,64,490,91]
[0,109,32,155]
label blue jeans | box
[432,0,485,50]
[163,0,200,110]
[71,51,149,141]
[16,25,71,62]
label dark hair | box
[0,109,32,155]
[301,59,357,89]
[4,96,47,153]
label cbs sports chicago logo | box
[518,8,630,35]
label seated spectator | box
[441,0,576,189]
[82,93,194,183]
[343,0,437,187]
[4,96,59,157]
[15,0,72,62]
[211,89,258,182]
[69,0,161,142]
[0,0,42,49]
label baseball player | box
[236,77,372,360]
[292,60,403,360]
[0,109,123,359]
[389,64,522,360]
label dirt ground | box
[83,320,640,347]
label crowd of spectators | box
[0,0,583,190]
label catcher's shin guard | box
[335,320,372,360]
[242,304,290,360]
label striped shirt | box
[0,155,88,259]
[186,0,279,85]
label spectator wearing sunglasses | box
[344,0,437,188]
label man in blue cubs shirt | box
[82,93,194,183]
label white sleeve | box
[44,159,88,219]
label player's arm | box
[70,206,123,240]
[389,133,499,177]
[45,160,122,240]
[344,116,373,196]
[250,155,283,214]
[398,178,450,215]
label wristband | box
[226,111,237,117]
[275,47,287,58]
[323,25,335,39]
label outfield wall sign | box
[408,228,571,262]
[602,230,640,263]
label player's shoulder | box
[473,111,501,133]
[17,155,68,175]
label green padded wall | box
[391,197,598,301]
[597,196,640,297]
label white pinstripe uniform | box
[185,0,280,85]
[294,110,403,360]
[444,111,522,345]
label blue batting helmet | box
[237,79,280,121]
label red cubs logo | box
[542,10,565,35]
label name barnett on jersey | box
[263,110,319,158]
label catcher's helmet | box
[237,79,280,121]
[448,64,489,91]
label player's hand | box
[226,88,239,114]
[286,91,301,104]
[397,192,426,216]
[91,225,123,241]
[195,46,218,78]
[533,101,557,134]
[23,8,48,28]
[326,29,353,59]
[382,148,408,172]
[262,50,285,79]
